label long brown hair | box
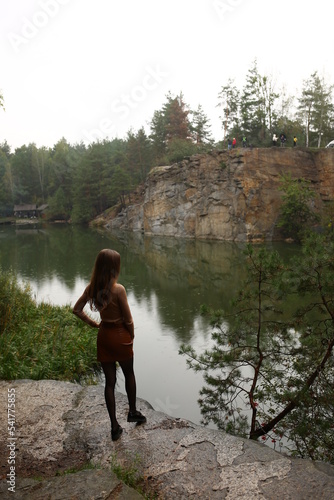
[88,249,121,311]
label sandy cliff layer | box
[105,148,334,242]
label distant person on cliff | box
[227,137,232,150]
[272,133,278,146]
[232,137,237,148]
[293,136,297,147]
[73,249,146,442]
[242,136,247,148]
[280,134,286,147]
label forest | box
[1,61,333,222]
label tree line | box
[1,62,334,221]
[218,60,334,148]
[0,92,214,222]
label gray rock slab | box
[1,380,334,499]
[0,469,143,499]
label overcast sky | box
[1,0,333,150]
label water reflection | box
[0,223,300,428]
[1,224,250,343]
[110,231,251,343]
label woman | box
[73,248,146,441]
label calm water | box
[0,222,298,428]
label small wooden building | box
[14,204,37,218]
[14,204,48,218]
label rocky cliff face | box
[105,148,334,242]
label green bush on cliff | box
[0,268,99,382]
[277,173,320,241]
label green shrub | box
[277,173,320,241]
[0,268,100,382]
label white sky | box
[1,0,333,150]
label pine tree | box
[71,147,99,223]
[312,74,334,147]
[150,92,193,164]
[10,144,37,203]
[163,92,192,142]
[31,145,50,204]
[258,74,279,137]
[240,60,278,145]
[297,71,334,147]
[150,109,167,162]
[297,73,317,147]
[48,138,78,207]
[240,60,265,143]
[0,142,13,213]
[180,233,334,463]
[126,127,153,182]
[191,104,214,145]
[217,78,240,140]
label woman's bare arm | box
[73,286,100,328]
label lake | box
[0,222,298,429]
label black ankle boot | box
[111,425,123,441]
[127,410,146,423]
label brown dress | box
[73,283,134,362]
[97,321,133,362]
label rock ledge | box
[1,380,334,499]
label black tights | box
[101,358,137,430]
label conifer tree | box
[126,127,153,182]
[240,60,278,145]
[297,71,334,147]
[297,73,317,147]
[10,144,37,204]
[240,60,265,143]
[312,74,334,147]
[0,149,11,213]
[163,91,192,142]
[31,145,50,204]
[48,138,82,218]
[150,109,167,162]
[217,78,240,140]
[150,92,193,163]
[191,104,214,145]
